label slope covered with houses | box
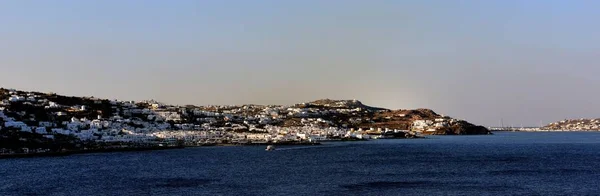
[542,118,600,131]
[0,88,489,154]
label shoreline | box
[0,145,184,159]
[0,141,322,159]
[0,136,431,159]
[191,141,322,147]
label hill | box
[542,118,600,131]
[0,87,490,153]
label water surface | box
[1,132,600,195]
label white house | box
[246,133,270,141]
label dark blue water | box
[2,132,600,196]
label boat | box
[265,145,275,151]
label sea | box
[1,132,600,196]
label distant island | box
[0,87,489,157]
[542,118,600,131]
[489,118,600,132]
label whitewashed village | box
[487,119,600,132]
[0,88,490,156]
[541,119,600,131]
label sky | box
[1,0,599,126]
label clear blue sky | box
[1,0,599,126]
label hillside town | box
[542,119,600,131]
[0,88,489,155]
[487,118,600,132]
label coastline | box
[0,141,322,159]
[0,137,424,159]
[0,145,184,159]
[193,141,322,147]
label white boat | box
[265,145,275,151]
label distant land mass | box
[543,118,600,131]
[0,87,489,156]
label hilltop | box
[0,87,489,154]
[303,99,388,111]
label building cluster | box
[152,125,347,145]
[411,118,458,133]
[543,119,600,131]
[488,127,541,132]
[2,89,436,150]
